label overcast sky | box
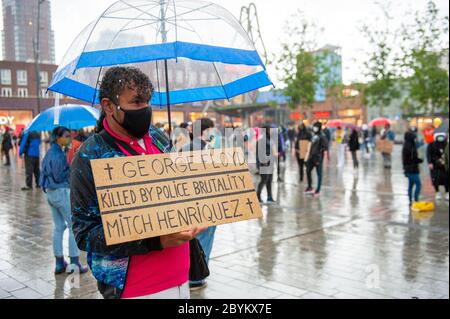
[1,0,449,85]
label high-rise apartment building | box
[2,0,55,64]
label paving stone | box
[0,146,448,299]
[10,287,43,299]
[0,277,26,292]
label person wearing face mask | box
[427,132,449,201]
[70,67,205,299]
[295,122,312,182]
[380,123,396,169]
[304,122,329,197]
[402,127,424,206]
[40,126,89,275]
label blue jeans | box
[406,173,422,203]
[190,226,217,284]
[46,188,79,258]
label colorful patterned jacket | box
[70,125,171,299]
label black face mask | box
[113,105,152,139]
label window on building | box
[40,71,48,85]
[1,69,12,85]
[17,70,28,86]
[1,88,13,97]
[18,88,28,98]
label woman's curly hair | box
[95,67,155,133]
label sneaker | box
[21,186,32,191]
[314,191,321,197]
[436,193,443,200]
[266,198,276,203]
[304,188,314,195]
[66,263,89,274]
[189,282,207,292]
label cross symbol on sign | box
[104,163,114,181]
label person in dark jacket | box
[427,132,449,201]
[70,67,204,299]
[1,127,13,166]
[323,126,332,160]
[287,126,296,150]
[348,128,360,169]
[19,131,41,190]
[277,125,286,182]
[256,125,278,203]
[305,122,329,197]
[402,128,423,205]
[40,126,89,274]
[295,122,312,182]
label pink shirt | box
[103,120,190,298]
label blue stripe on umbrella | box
[75,41,264,70]
[49,70,272,106]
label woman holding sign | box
[70,67,204,299]
[295,122,312,183]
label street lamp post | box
[33,0,45,114]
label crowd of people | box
[0,66,448,300]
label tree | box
[360,2,401,116]
[276,10,322,110]
[315,46,344,117]
[400,1,449,116]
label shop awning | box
[213,103,272,118]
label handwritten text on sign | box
[90,148,263,246]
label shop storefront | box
[337,109,363,126]
[409,116,445,131]
[0,110,33,135]
[188,112,217,123]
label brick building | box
[0,60,77,133]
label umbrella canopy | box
[370,118,391,127]
[26,104,100,132]
[326,120,344,128]
[48,0,272,108]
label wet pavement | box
[0,145,448,299]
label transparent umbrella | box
[48,0,273,137]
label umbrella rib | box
[166,17,221,22]
[119,0,161,21]
[106,2,159,16]
[164,3,214,20]
[113,8,161,39]
[121,20,160,33]
[163,20,196,33]
[102,16,159,22]
[212,62,230,101]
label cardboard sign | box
[90,148,263,246]
[298,140,311,160]
[376,139,394,154]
